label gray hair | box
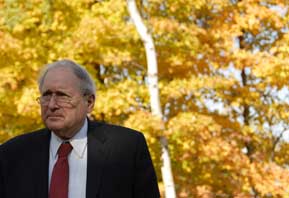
[38,59,96,96]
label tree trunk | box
[235,34,259,198]
[126,0,176,197]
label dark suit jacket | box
[0,120,160,198]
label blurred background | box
[0,0,288,197]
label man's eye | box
[42,95,51,100]
[57,95,70,101]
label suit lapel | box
[86,121,109,198]
[35,129,50,198]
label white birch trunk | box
[126,1,176,197]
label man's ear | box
[87,94,95,113]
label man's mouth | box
[47,115,63,119]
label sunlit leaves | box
[92,79,149,122]
[0,0,288,197]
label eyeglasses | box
[36,94,74,107]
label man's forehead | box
[43,67,79,83]
[45,66,75,76]
[41,72,80,92]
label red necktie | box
[49,142,73,198]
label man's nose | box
[47,95,59,108]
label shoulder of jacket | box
[89,120,143,137]
[0,128,49,150]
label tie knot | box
[58,142,73,158]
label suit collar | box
[50,119,88,159]
[86,120,110,198]
[31,120,109,198]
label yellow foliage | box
[0,0,288,197]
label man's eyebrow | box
[42,90,71,96]
[54,91,71,96]
[42,90,52,95]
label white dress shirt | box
[49,119,88,198]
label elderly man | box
[0,59,160,198]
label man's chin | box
[45,119,64,131]
[46,125,63,131]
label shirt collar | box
[50,119,88,159]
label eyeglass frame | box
[36,91,90,107]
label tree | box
[1,0,288,197]
[127,0,176,197]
